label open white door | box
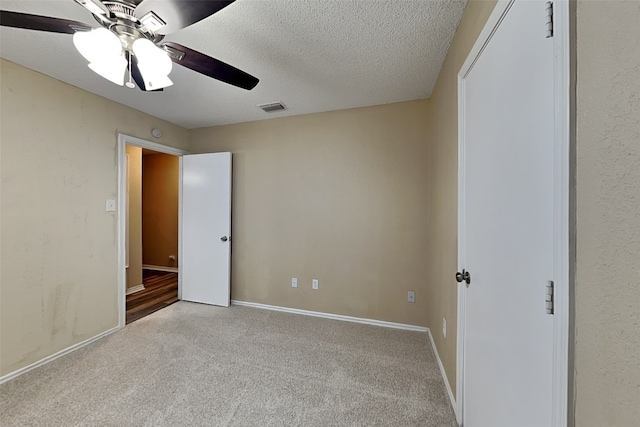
[182,152,232,307]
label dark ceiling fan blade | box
[0,10,92,34]
[130,56,146,90]
[134,0,235,35]
[162,42,259,90]
[129,54,164,92]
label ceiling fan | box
[0,0,259,92]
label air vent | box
[258,102,287,113]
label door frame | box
[456,1,570,426]
[117,133,190,328]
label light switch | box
[106,199,116,212]
[408,290,415,303]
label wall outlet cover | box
[312,279,319,290]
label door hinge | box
[545,281,554,315]
[545,2,554,38]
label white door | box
[182,152,232,306]
[460,1,554,425]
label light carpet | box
[0,302,456,426]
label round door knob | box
[455,269,471,285]
[220,236,228,242]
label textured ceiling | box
[0,0,467,128]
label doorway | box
[117,134,234,328]
[456,0,570,426]
[125,145,181,324]
[117,134,189,328]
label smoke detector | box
[257,101,287,113]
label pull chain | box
[125,52,135,89]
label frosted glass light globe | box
[73,28,123,63]
[88,56,127,86]
[132,38,172,76]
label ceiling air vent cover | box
[258,101,287,113]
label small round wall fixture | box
[151,128,163,138]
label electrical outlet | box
[312,279,319,290]
[291,278,298,288]
[407,290,415,303]
[442,317,447,338]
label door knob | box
[456,269,471,285]
[220,236,228,242]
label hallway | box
[126,271,178,324]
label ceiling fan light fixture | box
[132,38,173,89]
[132,38,172,76]
[88,55,127,86]
[73,28,123,63]
[1,4,259,92]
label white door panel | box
[182,152,231,307]
[461,1,554,425]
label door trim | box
[117,134,189,328]
[456,1,570,425]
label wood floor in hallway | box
[126,271,178,324]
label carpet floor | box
[0,302,456,426]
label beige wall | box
[424,0,497,397]
[142,153,179,268]
[575,1,640,425]
[126,145,143,290]
[191,100,432,326]
[0,59,189,376]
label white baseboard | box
[142,264,178,273]
[427,329,458,421]
[231,300,428,333]
[0,325,121,385]
[126,284,145,295]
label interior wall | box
[574,1,640,425]
[0,59,189,377]
[190,100,432,326]
[126,145,143,290]
[423,0,497,397]
[142,153,179,269]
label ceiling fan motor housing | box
[100,1,164,48]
